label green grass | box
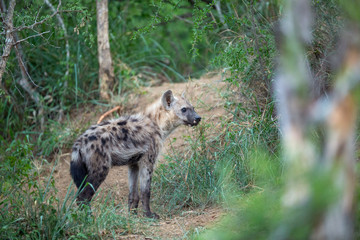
[152,88,279,217]
[2,1,355,239]
[0,80,279,239]
[0,1,281,238]
[0,139,132,239]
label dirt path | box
[52,73,228,239]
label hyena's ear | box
[161,90,175,110]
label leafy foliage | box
[1,0,219,145]
[0,0,358,239]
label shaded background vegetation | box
[1,0,281,142]
[1,0,358,239]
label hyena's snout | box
[194,114,201,125]
[189,112,201,126]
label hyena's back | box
[70,114,162,190]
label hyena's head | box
[161,90,201,127]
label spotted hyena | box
[70,90,201,218]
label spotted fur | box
[70,90,201,218]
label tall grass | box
[0,137,134,239]
[195,0,360,238]
[152,90,278,216]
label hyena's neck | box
[144,101,180,139]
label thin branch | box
[215,1,228,28]
[174,13,193,24]
[11,0,61,33]
[12,30,45,128]
[56,9,83,13]
[13,38,40,89]
[97,106,121,124]
[14,31,50,44]
[44,0,69,121]
[14,46,41,105]
[35,4,43,22]
[0,9,82,35]
[44,0,69,78]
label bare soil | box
[51,72,229,239]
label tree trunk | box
[275,0,359,239]
[0,0,16,87]
[96,0,115,101]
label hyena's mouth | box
[185,122,197,127]
[184,118,201,127]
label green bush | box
[153,97,278,216]
[0,137,129,239]
[0,137,60,239]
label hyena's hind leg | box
[128,164,140,213]
[76,154,111,204]
[139,163,159,219]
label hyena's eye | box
[181,107,187,113]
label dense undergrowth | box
[1,0,358,239]
[153,94,278,216]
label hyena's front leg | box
[128,164,140,213]
[139,163,159,219]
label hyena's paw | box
[145,212,159,219]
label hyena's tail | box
[70,149,88,189]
